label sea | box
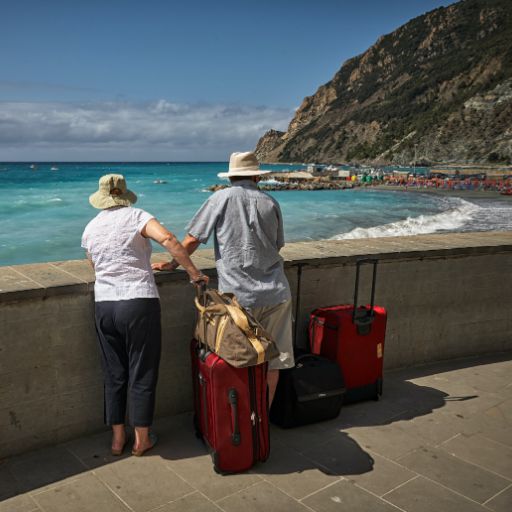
[1,162,512,266]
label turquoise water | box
[1,162,511,266]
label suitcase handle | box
[228,388,241,446]
[352,259,378,334]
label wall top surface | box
[1,231,511,302]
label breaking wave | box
[332,197,481,240]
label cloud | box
[0,100,293,160]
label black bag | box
[270,354,346,428]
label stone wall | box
[1,232,511,458]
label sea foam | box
[332,197,481,240]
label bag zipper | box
[215,315,230,353]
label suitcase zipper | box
[248,367,259,464]
[198,373,209,437]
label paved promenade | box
[1,353,511,512]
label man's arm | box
[152,194,219,271]
[152,234,201,271]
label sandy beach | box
[363,184,512,201]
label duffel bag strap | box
[225,304,266,365]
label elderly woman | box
[82,174,208,456]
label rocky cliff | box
[255,0,512,165]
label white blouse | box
[81,206,159,301]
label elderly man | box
[153,151,294,404]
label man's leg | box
[250,300,294,407]
[267,369,280,407]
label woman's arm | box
[85,251,94,269]
[142,219,208,284]
[152,234,201,271]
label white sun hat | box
[217,151,271,179]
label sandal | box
[111,440,127,456]
[131,432,158,457]
[110,442,126,457]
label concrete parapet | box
[0,231,511,458]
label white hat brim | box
[217,169,271,179]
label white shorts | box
[248,300,295,371]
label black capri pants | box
[94,298,161,427]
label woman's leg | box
[95,301,129,452]
[117,298,162,451]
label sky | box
[0,0,455,161]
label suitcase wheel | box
[374,378,383,401]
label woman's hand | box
[151,261,177,272]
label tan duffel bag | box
[194,288,280,368]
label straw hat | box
[217,151,271,179]
[89,174,137,209]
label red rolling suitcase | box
[191,338,270,474]
[309,259,387,403]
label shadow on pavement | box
[1,352,509,502]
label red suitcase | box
[309,259,387,403]
[191,338,270,474]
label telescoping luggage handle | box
[352,258,378,336]
[196,282,210,360]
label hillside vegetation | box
[255,0,512,165]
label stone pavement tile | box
[65,430,132,470]
[302,479,399,512]
[397,446,510,503]
[435,364,512,395]
[381,379,449,419]
[483,398,512,424]
[0,463,23,500]
[347,451,416,496]
[407,375,505,418]
[270,423,338,454]
[302,431,375,476]
[485,484,512,512]
[0,494,39,512]
[436,389,504,420]
[216,481,310,512]
[164,451,262,502]
[155,418,264,501]
[32,474,130,512]
[7,445,86,493]
[442,433,512,480]
[462,408,512,448]
[399,410,468,446]
[331,397,407,428]
[344,421,430,461]
[458,366,512,395]
[94,456,193,512]
[253,441,341,500]
[384,476,488,512]
[156,491,220,512]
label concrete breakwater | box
[1,231,512,458]
[208,180,355,192]
[208,171,356,191]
